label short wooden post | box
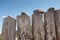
[2,16,16,40]
[32,10,45,40]
[44,8,56,40]
[17,12,31,40]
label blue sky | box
[0,0,60,32]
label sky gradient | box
[0,0,60,32]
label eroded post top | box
[33,9,44,14]
[47,7,55,12]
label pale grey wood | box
[8,16,16,40]
[44,8,56,40]
[32,10,45,40]
[2,16,16,40]
[2,17,9,40]
[17,12,31,40]
[54,10,60,40]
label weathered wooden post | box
[44,7,56,40]
[54,9,60,40]
[32,9,45,40]
[17,12,31,40]
[2,16,16,40]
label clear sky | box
[0,0,60,32]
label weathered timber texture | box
[32,10,45,40]
[17,12,31,40]
[44,8,56,40]
[2,16,16,40]
[54,10,60,40]
[2,7,60,40]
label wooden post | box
[17,12,31,40]
[32,9,45,40]
[54,9,60,40]
[44,8,56,40]
[2,16,16,40]
[2,18,8,40]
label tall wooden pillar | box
[2,16,16,40]
[44,8,56,40]
[54,9,60,40]
[32,10,45,40]
[17,12,31,40]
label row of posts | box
[2,7,60,40]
